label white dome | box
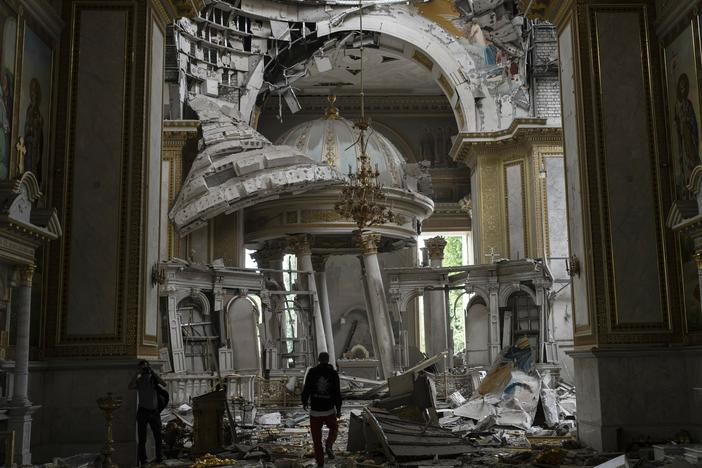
[275,113,406,188]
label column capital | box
[288,234,313,257]
[251,240,286,269]
[16,264,35,286]
[694,251,702,270]
[311,254,329,272]
[424,236,447,262]
[357,232,381,256]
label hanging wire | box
[359,0,365,121]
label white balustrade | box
[161,373,257,407]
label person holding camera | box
[128,360,166,465]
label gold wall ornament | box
[566,254,580,277]
[424,236,447,262]
[300,209,344,223]
[334,118,395,230]
[357,231,381,256]
[288,234,313,256]
[324,95,340,120]
[323,124,338,168]
[18,264,35,286]
[96,392,122,468]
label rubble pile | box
[79,351,696,467]
[438,341,577,440]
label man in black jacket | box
[128,360,166,465]
[302,352,342,467]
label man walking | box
[302,352,342,467]
[128,360,166,465]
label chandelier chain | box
[333,0,395,231]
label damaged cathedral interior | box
[0,0,699,466]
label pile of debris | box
[441,340,577,439]
[340,341,582,465]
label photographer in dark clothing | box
[128,360,166,465]
[301,352,342,467]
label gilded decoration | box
[300,209,344,223]
[294,123,311,151]
[322,123,338,168]
[357,232,381,256]
[163,121,199,258]
[424,236,447,261]
[18,263,35,286]
[589,5,669,335]
[288,234,312,256]
[49,2,159,356]
[479,158,501,259]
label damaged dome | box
[276,98,406,188]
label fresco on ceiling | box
[415,0,530,131]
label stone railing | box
[162,373,256,406]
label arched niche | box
[335,308,374,359]
[177,292,214,373]
[225,295,262,373]
[465,295,489,366]
[504,290,540,351]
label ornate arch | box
[466,294,487,310]
[499,284,537,307]
[397,287,424,314]
[316,7,477,132]
[177,289,211,316]
[465,284,490,306]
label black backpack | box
[154,379,169,412]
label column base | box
[6,403,39,466]
[570,346,702,451]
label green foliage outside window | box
[443,236,466,353]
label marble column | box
[424,237,449,371]
[313,255,337,366]
[251,241,286,348]
[358,232,395,379]
[289,235,328,357]
[8,264,37,465]
[358,257,380,363]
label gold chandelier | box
[333,1,395,230]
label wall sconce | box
[539,162,547,179]
[566,255,580,277]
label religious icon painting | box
[17,23,52,187]
[0,2,16,181]
[664,22,701,201]
[664,19,702,332]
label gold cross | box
[15,137,26,175]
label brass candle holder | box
[97,392,122,468]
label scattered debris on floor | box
[50,351,697,467]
